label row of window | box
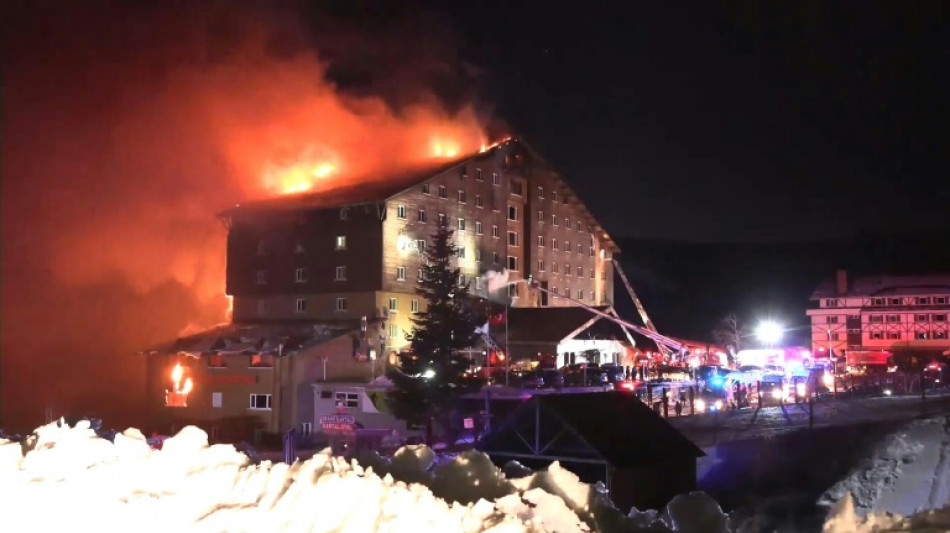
[536,260,597,278]
[825,296,949,307]
[866,314,947,323]
[867,331,950,340]
[548,287,594,301]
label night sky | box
[2,2,948,430]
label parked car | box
[599,364,627,384]
[540,369,565,389]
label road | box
[669,390,950,447]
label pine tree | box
[386,219,483,433]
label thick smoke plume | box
[0,2,488,431]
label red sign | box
[320,414,356,434]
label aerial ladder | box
[610,258,674,357]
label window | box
[889,298,902,306]
[511,180,523,196]
[935,297,947,305]
[869,332,884,340]
[458,273,467,287]
[340,208,348,221]
[458,190,467,203]
[257,300,267,315]
[886,315,900,323]
[552,240,559,251]
[334,392,359,408]
[438,185,447,198]
[475,195,484,208]
[256,270,267,285]
[335,297,347,312]
[507,256,518,271]
[576,265,583,276]
[934,314,947,322]
[565,263,571,276]
[492,225,499,238]
[537,210,545,222]
[552,214,559,226]
[250,354,275,368]
[508,231,519,246]
[476,168,483,181]
[826,316,839,324]
[397,205,407,219]
[389,298,398,313]
[589,268,594,279]
[249,394,272,410]
[552,262,558,273]
[492,252,499,264]
[212,392,222,408]
[438,213,446,225]
[872,298,886,306]
[335,235,347,250]
[417,269,425,282]
[915,332,930,340]
[335,266,346,281]
[886,332,901,340]
[506,284,517,298]
[576,243,583,254]
[868,315,883,323]
[475,248,482,261]
[389,324,398,339]
[295,298,307,313]
[295,268,307,283]
[537,260,545,271]
[208,353,226,368]
[475,221,483,235]
[508,206,518,221]
[577,289,583,300]
[538,186,544,198]
[576,222,582,231]
[301,422,313,435]
[457,218,466,231]
[917,297,931,305]
[916,314,929,322]
[460,167,468,179]
[492,172,500,185]
[589,246,595,257]
[552,190,559,202]
[416,239,426,252]
[562,195,569,205]
[417,209,427,223]
[411,299,419,313]
[831,332,841,341]
[458,247,466,259]
[564,217,569,227]
[537,235,545,247]
[422,183,430,194]
[589,290,594,301]
[563,287,570,296]
[396,266,406,281]
[552,286,557,296]
[295,240,305,254]
[935,331,949,340]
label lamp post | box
[755,321,783,350]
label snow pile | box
[0,419,733,533]
[822,493,950,533]
[819,416,950,517]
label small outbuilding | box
[476,392,705,512]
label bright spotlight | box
[756,321,783,345]
[422,369,435,379]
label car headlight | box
[823,374,834,388]
[695,399,706,412]
[796,383,806,396]
[771,388,783,400]
[714,399,723,410]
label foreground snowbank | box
[0,420,730,533]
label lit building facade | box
[221,139,619,355]
[806,270,950,360]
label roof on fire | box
[142,319,367,356]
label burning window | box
[249,394,272,410]
[207,353,226,368]
[164,363,193,408]
[250,354,275,368]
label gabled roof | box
[143,320,365,356]
[811,274,950,299]
[478,392,704,468]
[506,306,612,345]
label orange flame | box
[171,363,184,384]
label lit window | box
[422,183,430,194]
[256,270,267,285]
[335,236,347,250]
[508,231,518,246]
[411,299,419,313]
[334,392,359,408]
[508,206,518,220]
[396,266,406,281]
[340,208,348,221]
[438,185,447,198]
[208,354,226,368]
[295,299,307,313]
[475,221,483,234]
[475,195,484,208]
[458,218,466,231]
[537,235,545,247]
[492,225,499,238]
[417,209,427,223]
[389,324,398,339]
[458,247,466,259]
[295,268,307,283]
[335,297,348,312]
[249,394,272,410]
[552,240,559,251]
[250,354,275,368]
[335,266,346,281]
[552,214,559,226]
[389,298,398,313]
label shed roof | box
[478,392,704,468]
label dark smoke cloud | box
[0,1,488,432]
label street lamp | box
[756,321,783,348]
